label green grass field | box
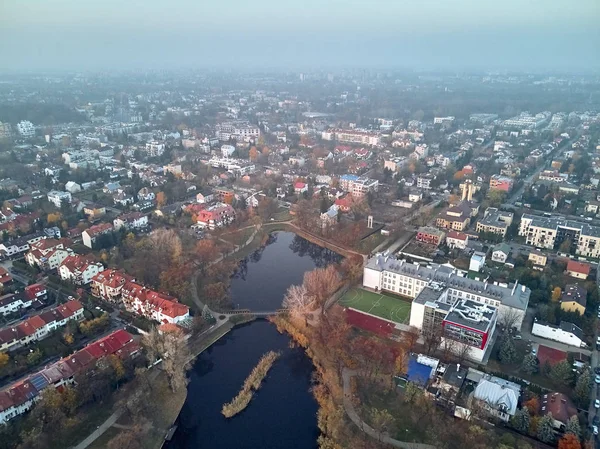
[339,287,411,324]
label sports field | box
[339,287,411,325]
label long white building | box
[363,255,530,330]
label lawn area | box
[340,287,411,325]
[220,226,256,247]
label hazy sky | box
[1,0,599,72]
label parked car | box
[595,399,600,409]
[512,335,522,340]
[594,425,599,436]
[595,375,600,384]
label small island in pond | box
[221,351,281,418]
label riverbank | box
[221,350,280,418]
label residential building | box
[560,284,587,315]
[16,121,35,138]
[565,260,590,280]
[470,251,486,272]
[322,129,380,146]
[532,320,585,348]
[294,182,308,194]
[436,202,477,232]
[113,212,148,231]
[473,374,520,422]
[47,191,72,208]
[364,255,530,330]
[339,175,378,198]
[91,269,135,302]
[416,174,434,190]
[489,175,514,192]
[0,267,12,287]
[196,203,236,230]
[0,234,45,257]
[26,239,71,270]
[434,116,455,125]
[539,170,569,183]
[446,231,468,250]
[0,293,32,317]
[415,227,445,246]
[82,203,106,219]
[519,214,600,258]
[195,189,214,204]
[491,243,511,264]
[59,254,103,285]
[144,141,165,157]
[121,282,190,324]
[476,208,514,237]
[0,329,138,424]
[0,300,84,352]
[82,223,114,248]
[528,250,547,268]
[137,187,155,202]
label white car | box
[594,425,599,436]
[596,399,600,409]
[595,375,600,384]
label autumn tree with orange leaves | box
[558,433,581,449]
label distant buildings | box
[322,129,380,146]
[196,203,236,230]
[476,208,514,237]
[16,121,35,138]
[82,223,114,248]
[415,227,445,246]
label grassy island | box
[221,351,280,418]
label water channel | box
[165,232,342,449]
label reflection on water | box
[230,231,342,311]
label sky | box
[1,0,599,72]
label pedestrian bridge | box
[214,308,289,317]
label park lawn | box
[220,227,256,247]
[340,287,411,325]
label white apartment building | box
[144,141,165,157]
[519,214,600,258]
[16,121,35,138]
[322,129,380,146]
[416,175,434,190]
[363,255,530,330]
[339,175,378,198]
[47,191,72,208]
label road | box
[504,132,580,206]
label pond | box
[229,231,342,312]
[166,231,342,449]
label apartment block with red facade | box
[415,226,446,246]
[489,175,514,192]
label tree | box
[283,284,314,317]
[487,189,507,207]
[156,191,167,207]
[559,239,572,254]
[550,360,573,385]
[574,367,592,407]
[339,256,363,283]
[142,326,191,392]
[26,349,42,366]
[558,433,581,449]
[196,239,219,270]
[520,353,539,374]
[249,146,259,162]
[0,352,8,369]
[537,413,556,443]
[498,308,523,330]
[106,419,148,449]
[369,408,395,441]
[303,265,342,315]
[551,287,562,302]
[565,415,581,438]
[511,407,530,433]
[498,337,517,364]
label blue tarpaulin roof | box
[406,358,433,387]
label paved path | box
[342,369,435,449]
[71,409,124,449]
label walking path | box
[342,369,435,449]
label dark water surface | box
[230,231,342,312]
[166,232,342,449]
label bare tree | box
[401,326,420,352]
[107,418,149,449]
[455,342,472,364]
[303,265,342,315]
[498,308,522,331]
[282,284,315,317]
[142,326,191,392]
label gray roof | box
[444,299,496,332]
[559,321,584,340]
[366,255,530,311]
[522,213,600,238]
